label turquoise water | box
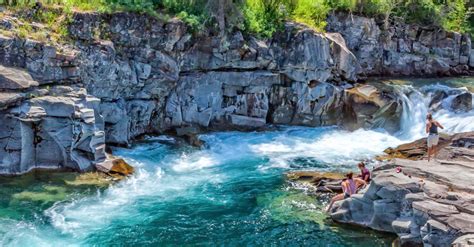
[0,127,401,246]
[3,78,474,246]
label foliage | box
[291,0,330,31]
[442,0,470,33]
[397,0,442,26]
[242,0,287,38]
[0,0,472,39]
[326,0,357,12]
[158,0,207,29]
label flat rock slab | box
[446,213,474,233]
[413,200,459,217]
[0,65,39,90]
[0,92,24,109]
[393,158,474,193]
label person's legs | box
[432,135,439,160]
[427,135,433,162]
[326,193,344,212]
[427,146,432,162]
[355,179,366,189]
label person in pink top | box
[326,172,366,212]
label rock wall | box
[0,11,473,174]
[330,132,474,246]
[327,13,473,77]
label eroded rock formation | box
[327,13,473,77]
[1,11,473,174]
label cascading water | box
[395,82,474,139]
[1,78,473,246]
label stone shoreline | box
[329,132,474,246]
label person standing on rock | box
[426,113,444,162]
[325,172,366,213]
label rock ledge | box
[330,132,474,246]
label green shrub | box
[442,0,469,33]
[159,0,207,30]
[0,0,472,38]
[396,0,442,26]
[326,0,357,12]
[291,0,330,31]
[359,0,394,16]
[242,0,287,38]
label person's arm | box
[436,121,444,129]
[426,122,430,134]
[341,181,347,192]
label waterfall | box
[395,82,474,140]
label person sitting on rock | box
[426,113,444,162]
[325,172,366,213]
[356,162,371,187]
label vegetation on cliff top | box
[0,0,472,40]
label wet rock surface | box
[286,171,346,193]
[342,83,403,133]
[330,132,474,246]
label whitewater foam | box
[396,83,474,139]
[251,128,403,170]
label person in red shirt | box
[357,162,371,185]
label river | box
[1,78,473,246]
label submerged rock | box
[286,171,345,193]
[64,172,118,186]
[12,185,67,203]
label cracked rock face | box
[0,11,472,174]
[0,84,105,174]
[330,132,474,246]
[326,13,473,77]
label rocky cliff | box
[1,10,473,174]
[330,132,474,246]
[327,13,473,77]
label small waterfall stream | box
[395,82,474,139]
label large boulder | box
[270,81,345,126]
[451,92,472,112]
[325,32,360,81]
[342,84,402,133]
[96,157,134,176]
[326,13,381,76]
[0,86,106,174]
